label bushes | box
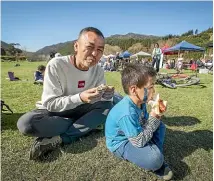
[0,56,27,62]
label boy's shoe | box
[154,163,173,180]
[29,136,62,160]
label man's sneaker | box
[154,163,173,180]
[95,124,105,131]
[29,136,62,160]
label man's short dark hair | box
[121,63,157,94]
[78,27,104,39]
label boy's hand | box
[150,110,161,120]
[148,93,167,116]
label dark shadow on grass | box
[162,116,213,180]
[35,131,104,163]
[62,130,103,154]
[1,113,24,130]
[35,149,63,163]
[177,84,207,89]
[162,116,201,127]
[2,112,104,163]
[158,83,207,90]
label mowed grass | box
[1,61,213,181]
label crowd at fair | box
[98,52,213,72]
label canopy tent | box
[120,51,132,58]
[161,45,177,55]
[163,40,205,54]
[159,44,178,68]
[131,51,151,57]
[104,54,116,58]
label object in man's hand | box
[102,85,115,100]
[148,94,167,115]
[97,84,108,94]
[106,85,114,90]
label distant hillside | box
[35,29,213,56]
[35,41,75,56]
[2,28,212,59]
[1,41,34,56]
[34,33,161,56]
[1,41,11,49]
[109,33,160,39]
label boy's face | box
[135,76,156,103]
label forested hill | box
[34,28,212,56]
[2,28,212,58]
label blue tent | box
[164,40,205,53]
[120,51,132,58]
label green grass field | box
[1,61,213,181]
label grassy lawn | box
[1,61,213,181]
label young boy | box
[105,64,173,180]
[34,65,46,84]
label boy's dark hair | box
[37,65,46,72]
[121,63,157,94]
[78,27,105,39]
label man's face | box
[75,31,105,69]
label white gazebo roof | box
[131,51,151,57]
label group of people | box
[164,56,213,74]
[102,58,116,71]
[17,27,173,180]
[99,56,131,72]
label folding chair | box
[8,72,20,81]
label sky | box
[1,1,213,52]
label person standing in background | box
[152,43,162,72]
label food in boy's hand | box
[159,99,167,113]
[148,94,167,115]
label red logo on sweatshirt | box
[78,81,85,88]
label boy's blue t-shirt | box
[105,96,149,152]
[35,71,43,81]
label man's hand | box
[80,88,102,103]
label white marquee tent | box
[131,51,151,57]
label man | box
[17,27,115,160]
